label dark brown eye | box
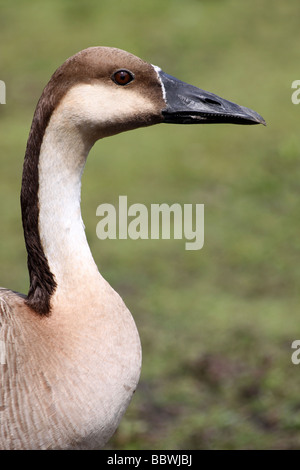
[112,69,134,86]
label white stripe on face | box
[152,65,167,102]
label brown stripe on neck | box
[21,50,96,315]
[21,74,62,315]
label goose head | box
[39,46,265,146]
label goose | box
[0,47,265,450]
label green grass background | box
[1,0,300,449]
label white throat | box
[38,100,100,293]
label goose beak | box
[159,70,266,126]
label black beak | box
[159,70,266,126]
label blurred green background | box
[1,0,300,450]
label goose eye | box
[112,70,134,86]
